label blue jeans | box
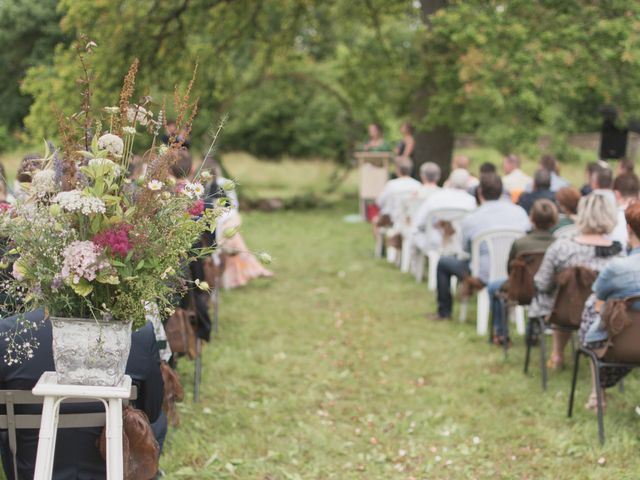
[488,279,507,338]
[151,411,168,453]
[436,256,470,317]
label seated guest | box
[517,169,556,214]
[580,162,601,197]
[0,311,164,479]
[527,154,569,192]
[608,172,639,249]
[473,162,499,203]
[616,158,635,177]
[502,154,531,201]
[553,186,581,232]
[589,162,615,206]
[433,174,530,320]
[416,162,441,201]
[412,169,476,257]
[532,194,624,369]
[579,202,640,411]
[443,155,479,191]
[375,157,421,217]
[489,199,558,345]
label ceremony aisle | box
[162,201,640,479]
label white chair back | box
[424,207,470,250]
[554,224,579,239]
[470,228,525,282]
[389,190,418,226]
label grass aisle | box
[162,201,640,479]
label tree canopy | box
[10,0,640,169]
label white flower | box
[122,126,136,135]
[127,105,152,126]
[97,133,124,156]
[147,180,163,191]
[53,190,106,215]
[200,171,212,181]
[158,144,168,156]
[31,169,57,197]
[191,183,205,197]
[103,106,119,114]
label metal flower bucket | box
[49,316,132,386]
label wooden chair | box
[568,296,640,445]
[0,385,136,479]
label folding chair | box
[568,296,640,445]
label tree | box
[0,0,66,131]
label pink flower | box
[0,202,11,213]
[188,199,205,216]
[60,241,110,283]
[93,224,134,258]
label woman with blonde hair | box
[531,193,624,369]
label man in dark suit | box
[517,168,556,214]
[0,310,164,479]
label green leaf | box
[135,259,145,270]
[96,274,120,285]
[68,279,93,297]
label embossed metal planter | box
[49,316,132,386]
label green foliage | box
[0,0,66,130]
[222,79,351,160]
[13,0,640,160]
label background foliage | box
[3,0,640,169]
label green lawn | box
[162,200,640,479]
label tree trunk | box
[411,0,455,182]
[413,125,455,182]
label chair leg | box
[524,319,532,374]
[514,306,526,335]
[539,319,548,391]
[427,252,439,292]
[476,288,490,336]
[568,348,581,418]
[590,355,606,445]
[194,337,202,403]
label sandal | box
[584,392,606,413]
[546,356,564,370]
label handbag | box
[164,308,197,359]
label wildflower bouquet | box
[0,51,225,366]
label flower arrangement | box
[0,44,227,365]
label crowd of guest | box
[371,149,640,415]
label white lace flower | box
[31,169,57,197]
[127,105,152,126]
[103,106,119,114]
[122,126,136,135]
[147,180,163,191]
[53,190,106,215]
[97,133,124,156]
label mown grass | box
[162,199,640,479]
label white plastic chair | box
[462,228,525,336]
[554,224,579,239]
[420,208,470,290]
[400,196,427,273]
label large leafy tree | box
[0,0,66,131]
[18,0,640,174]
